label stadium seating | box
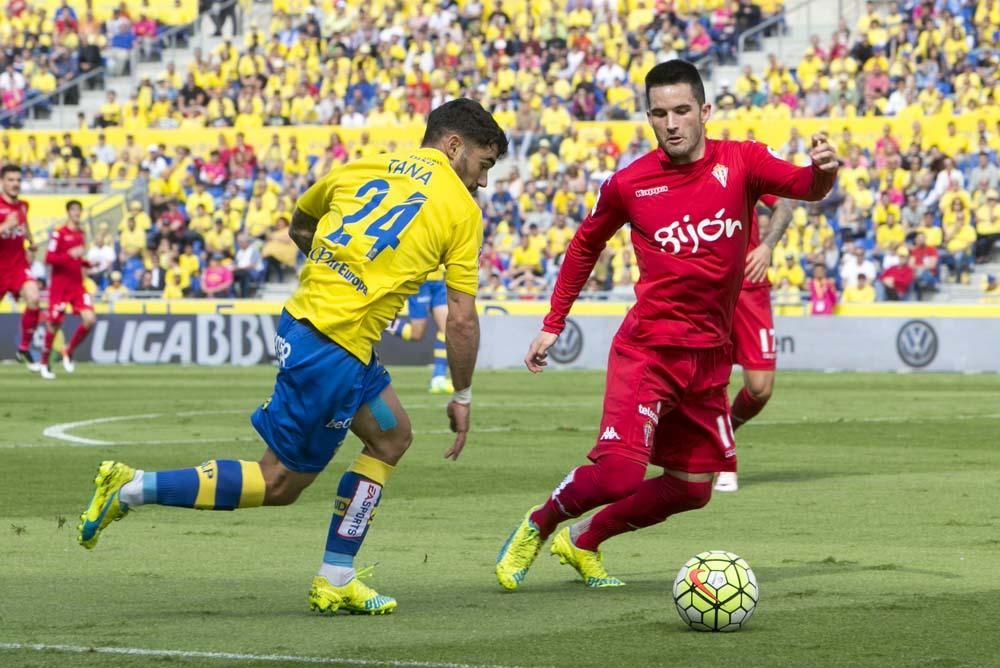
[2,0,998,305]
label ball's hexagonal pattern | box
[672,550,758,632]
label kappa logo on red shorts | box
[600,426,621,441]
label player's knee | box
[82,312,97,327]
[594,455,645,500]
[259,464,311,506]
[367,425,413,463]
[408,321,427,340]
[746,376,774,403]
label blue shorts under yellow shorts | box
[250,311,392,473]
[406,280,447,320]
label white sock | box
[569,518,591,544]
[119,470,146,508]
[318,563,356,586]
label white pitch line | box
[0,642,530,668]
[41,413,161,445]
[35,410,1000,450]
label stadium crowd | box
[0,0,204,128]
[2,0,999,305]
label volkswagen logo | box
[550,318,584,365]
[896,320,938,368]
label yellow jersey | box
[285,148,482,362]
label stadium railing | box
[736,0,864,61]
[0,67,108,129]
[120,0,245,89]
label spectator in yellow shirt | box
[876,214,906,254]
[841,273,876,303]
[162,272,184,299]
[528,140,559,179]
[773,254,806,289]
[118,217,147,261]
[546,214,575,256]
[203,219,235,257]
[509,235,543,280]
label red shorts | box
[0,265,35,299]
[588,340,737,474]
[48,288,93,324]
[731,286,776,371]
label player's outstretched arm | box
[746,198,794,283]
[747,134,839,202]
[443,287,479,461]
[539,174,627,341]
[289,209,319,255]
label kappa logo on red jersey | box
[653,208,744,254]
[634,185,669,198]
[711,163,728,188]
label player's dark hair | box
[421,98,509,159]
[66,199,82,211]
[645,60,706,108]
[1,164,23,176]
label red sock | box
[42,327,57,364]
[18,307,40,351]
[529,454,645,540]
[731,387,768,431]
[66,323,93,357]
[575,475,712,551]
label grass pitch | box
[1,365,998,667]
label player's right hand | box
[809,134,839,172]
[444,400,470,460]
[524,331,559,373]
[745,243,772,283]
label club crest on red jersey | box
[711,163,728,188]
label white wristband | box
[451,387,472,405]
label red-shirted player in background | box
[714,195,795,493]
[496,60,839,590]
[39,199,96,380]
[0,164,43,372]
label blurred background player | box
[76,99,507,616]
[386,266,454,393]
[0,164,42,372]
[496,60,838,591]
[715,195,795,493]
[39,200,97,380]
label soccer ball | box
[672,550,758,632]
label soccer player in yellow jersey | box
[385,265,455,394]
[77,99,508,615]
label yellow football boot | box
[78,461,135,549]
[495,506,544,590]
[309,569,397,615]
[550,527,625,588]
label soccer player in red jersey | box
[39,199,96,380]
[496,60,839,590]
[714,195,795,493]
[0,164,43,372]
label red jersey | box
[743,194,779,291]
[0,196,30,274]
[543,140,836,349]
[46,224,89,293]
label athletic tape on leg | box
[367,397,398,432]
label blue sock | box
[146,460,266,509]
[323,454,394,569]
[432,331,447,378]
[386,318,412,340]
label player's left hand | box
[444,400,470,460]
[745,243,772,283]
[809,134,839,172]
